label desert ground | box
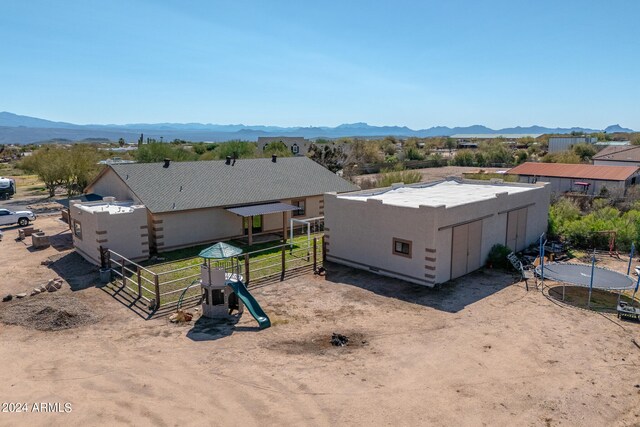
[351,166,504,187]
[1,210,640,426]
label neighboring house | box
[507,162,640,195]
[98,157,136,165]
[548,136,597,153]
[592,145,640,168]
[257,137,312,156]
[72,156,358,264]
[324,179,550,287]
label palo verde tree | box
[20,146,70,197]
[20,144,102,197]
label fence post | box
[137,266,142,298]
[99,246,105,269]
[154,274,161,310]
[244,254,250,285]
[281,245,286,281]
[121,257,126,287]
[313,237,317,273]
[322,235,327,263]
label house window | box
[292,199,306,217]
[291,143,299,155]
[73,220,82,240]
[393,238,412,258]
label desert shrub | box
[486,244,513,270]
[451,149,475,166]
[376,165,422,187]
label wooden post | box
[99,246,105,268]
[137,266,142,298]
[322,235,326,263]
[282,211,287,244]
[248,216,253,246]
[244,253,250,285]
[154,274,161,310]
[313,237,317,273]
[281,245,286,281]
[121,256,126,287]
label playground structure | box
[198,242,270,329]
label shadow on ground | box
[324,262,519,313]
[186,316,260,341]
[48,251,100,290]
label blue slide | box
[226,280,271,329]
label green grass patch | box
[122,234,324,306]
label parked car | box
[0,208,36,227]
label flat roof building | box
[324,179,550,287]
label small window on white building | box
[73,220,82,240]
[393,238,412,258]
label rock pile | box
[3,278,65,302]
[0,293,99,331]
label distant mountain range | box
[0,112,635,144]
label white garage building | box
[324,179,550,287]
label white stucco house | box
[324,179,550,287]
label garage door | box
[506,208,528,252]
[450,220,483,280]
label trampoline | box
[535,262,636,290]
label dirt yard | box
[352,166,504,187]
[1,214,640,426]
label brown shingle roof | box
[592,145,640,162]
[507,162,639,181]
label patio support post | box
[248,216,253,246]
[282,211,287,244]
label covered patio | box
[226,202,300,246]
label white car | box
[0,208,36,227]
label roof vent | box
[225,156,232,165]
[163,158,171,168]
[272,154,277,163]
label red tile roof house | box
[507,162,640,196]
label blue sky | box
[1,0,639,129]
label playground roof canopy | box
[199,242,243,259]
